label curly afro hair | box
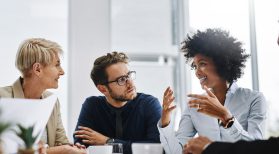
[181,28,250,83]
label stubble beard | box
[108,86,137,102]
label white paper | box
[0,94,57,154]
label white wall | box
[0,0,69,135]
[68,0,111,141]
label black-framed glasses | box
[105,71,136,86]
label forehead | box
[192,54,211,63]
[49,53,60,64]
[106,62,129,79]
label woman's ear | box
[32,62,42,77]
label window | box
[188,0,252,93]
[255,0,279,137]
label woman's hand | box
[183,136,212,154]
[161,87,176,127]
[188,85,232,123]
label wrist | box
[203,142,212,150]
[220,109,232,124]
[161,114,171,127]
[161,120,170,128]
[219,116,235,129]
[103,137,109,144]
[106,138,115,144]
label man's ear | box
[32,63,42,77]
[97,84,108,94]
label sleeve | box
[158,106,196,154]
[221,92,267,141]
[54,100,69,145]
[203,137,279,154]
[144,96,162,143]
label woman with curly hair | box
[158,28,267,154]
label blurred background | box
[0,0,279,141]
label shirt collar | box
[226,82,238,96]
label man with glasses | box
[73,52,162,154]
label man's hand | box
[183,136,212,154]
[161,87,176,127]
[74,126,109,145]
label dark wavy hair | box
[181,28,250,83]
[90,51,129,86]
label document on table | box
[0,94,57,154]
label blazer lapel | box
[42,92,56,147]
[12,78,25,98]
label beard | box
[107,86,137,102]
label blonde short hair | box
[15,38,63,77]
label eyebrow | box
[114,71,130,79]
[192,58,207,65]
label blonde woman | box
[0,38,85,154]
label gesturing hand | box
[74,126,109,145]
[187,85,232,123]
[161,87,176,127]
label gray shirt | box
[158,83,267,154]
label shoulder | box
[234,87,266,108]
[0,86,13,98]
[236,87,265,100]
[134,93,162,117]
[83,96,106,107]
[134,93,161,108]
[135,93,159,103]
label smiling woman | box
[0,38,86,154]
[158,28,267,154]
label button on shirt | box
[158,83,267,154]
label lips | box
[54,77,60,82]
[127,87,136,93]
[127,88,134,93]
[199,76,207,84]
